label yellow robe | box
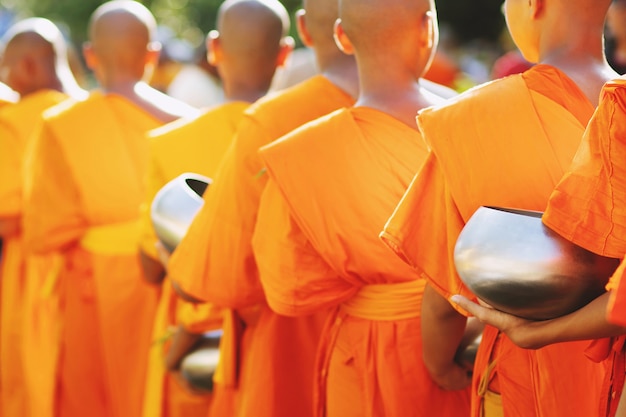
[381,65,607,417]
[253,106,471,417]
[23,92,163,417]
[0,90,68,417]
[168,75,355,417]
[140,101,248,417]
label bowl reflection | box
[454,206,620,320]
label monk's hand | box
[450,295,542,350]
[429,361,472,391]
[155,241,172,268]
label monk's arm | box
[0,216,20,238]
[451,292,626,349]
[171,279,206,304]
[164,325,203,371]
[139,249,166,285]
[421,283,472,390]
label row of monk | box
[2,0,626,416]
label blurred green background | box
[0,0,506,49]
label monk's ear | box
[295,9,313,48]
[207,30,222,66]
[276,36,295,68]
[333,19,354,55]
[82,42,97,71]
[528,0,545,19]
[420,10,438,51]
[145,41,161,73]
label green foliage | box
[5,0,506,49]
[437,0,506,42]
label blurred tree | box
[437,0,505,43]
[4,0,506,48]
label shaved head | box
[339,0,436,52]
[302,0,342,48]
[217,0,290,59]
[0,18,81,96]
[87,0,158,79]
[210,0,292,100]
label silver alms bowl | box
[180,330,221,393]
[151,173,211,253]
[454,206,620,320]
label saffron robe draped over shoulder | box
[23,92,163,417]
[542,79,626,416]
[168,75,355,417]
[0,90,68,417]
[381,65,607,417]
[140,101,248,417]
[252,106,471,417]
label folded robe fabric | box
[381,65,607,417]
[167,75,355,417]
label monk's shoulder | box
[244,75,352,136]
[261,108,350,162]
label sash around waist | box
[79,219,142,255]
[341,280,425,321]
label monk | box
[251,0,471,416]
[138,1,292,416]
[449,76,626,417]
[166,0,359,414]
[22,2,198,417]
[0,18,87,417]
[380,0,617,416]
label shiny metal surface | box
[180,330,221,393]
[454,206,620,320]
[151,173,211,252]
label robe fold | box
[253,106,471,417]
[0,89,68,417]
[380,65,607,417]
[23,92,163,417]
[542,78,626,416]
[168,74,355,417]
[140,101,248,417]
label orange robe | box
[252,107,471,417]
[140,101,248,417]
[0,90,68,417]
[168,75,355,417]
[380,65,607,417]
[542,77,626,416]
[23,92,164,417]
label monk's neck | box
[356,81,433,130]
[223,82,269,104]
[540,48,617,106]
[99,79,145,97]
[319,53,359,100]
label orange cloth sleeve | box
[544,78,626,259]
[253,179,349,316]
[381,153,474,306]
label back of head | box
[504,0,612,63]
[213,0,290,80]
[301,0,342,51]
[87,0,158,82]
[338,0,437,77]
[0,18,82,97]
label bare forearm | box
[422,283,470,389]
[451,291,626,350]
[139,250,166,285]
[525,292,626,347]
